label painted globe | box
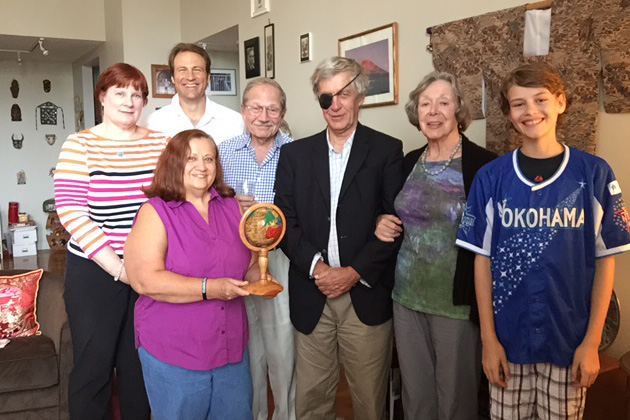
[242,206,284,248]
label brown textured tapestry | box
[430,0,630,156]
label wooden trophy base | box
[244,280,284,298]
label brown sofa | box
[0,269,71,420]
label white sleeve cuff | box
[309,253,323,278]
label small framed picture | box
[300,33,312,63]
[339,23,399,108]
[206,69,237,96]
[251,0,270,17]
[244,37,261,79]
[264,23,275,79]
[151,65,175,98]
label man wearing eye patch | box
[274,56,404,420]
[219,78,295,420]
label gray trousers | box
[246,249,296,420]
[393,301,481,420]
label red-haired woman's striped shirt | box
[54,129,168,259]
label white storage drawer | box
[12,227,37,245]
[12,242,37,257]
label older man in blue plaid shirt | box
[218,78,294,420]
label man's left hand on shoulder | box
[314,266,361,299]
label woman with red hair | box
[54,63,168,419]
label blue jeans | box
[138,347,253,420]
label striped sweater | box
[54,129,168,259]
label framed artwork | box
[264,23,275,79]
[244,37,261,79]
[300,33,312,63]
[206,69,237,96]
[338,22,399,108]
[251,0,270,17]
[151,65,175,98]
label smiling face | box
[100,85,144,129]
[507,85,566,144]
[183,136,217,198]
[417,80,459,143]
[318,72,363,139]
[242,84,284,143]
[172,51,209,102]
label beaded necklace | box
[420,135,462,176]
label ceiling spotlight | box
[17,51,22,65]
[199,42,207,50]
[38,38,49,56]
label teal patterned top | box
[392,157,470,319]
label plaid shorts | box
[490,362,587,420]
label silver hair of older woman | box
[405,71,472,132]
[241,77,287,114]
[310,56,370,97]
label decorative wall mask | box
[17,170,26,185]
[10,79,19,98]
[35,101,65,130]
[11,104,22,121]
[12,134,24,149]
[43,79,51,93]
[45,134,56,145]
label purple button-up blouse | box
[133,189,251,371]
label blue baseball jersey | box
[456,145,630,366]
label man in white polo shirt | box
[147,43,244,144]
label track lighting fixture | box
[38,38,49,56]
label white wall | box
[208,49,240,112]
[0,0,105,41]
[180,0,630,360]
[0,60,74,249]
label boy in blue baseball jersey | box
[456,62,630,419]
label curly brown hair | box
[143,129,234,202]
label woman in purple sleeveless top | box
[125,129,265,420]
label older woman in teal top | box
[376,72,495,420]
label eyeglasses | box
[318,74,360,110]
[245,105,282,118]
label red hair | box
[94,63,149,106]
[143,129,235,202]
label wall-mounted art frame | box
[251,0,270,17]
[300,33,312,63]
[205,69,237,96]
[244,37,261,79]
[338,22,399,108]
[151,64,176,98]
[264,23,275,79]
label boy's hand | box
[482,338,510,388]
[571,342,600,388]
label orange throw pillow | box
[0,269,43,339]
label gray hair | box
[405,71,472,132]
[241,77,287,113]
[310,56,370,97]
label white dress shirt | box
[146,94,244,144]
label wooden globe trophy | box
[239,203,286,298]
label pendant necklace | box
[420,135,462,177]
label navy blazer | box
[274,123,404,334]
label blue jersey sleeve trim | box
[455,239,491,256]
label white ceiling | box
[197,25,238,52]
[0,34,103,63]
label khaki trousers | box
[295,293,392,420]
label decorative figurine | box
[12,134,24,149]
[11,104,22,121]
[45,134,56,145]
[10,79,19,98]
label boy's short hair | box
[500,62,568,121]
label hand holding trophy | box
[239,203,286,298]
